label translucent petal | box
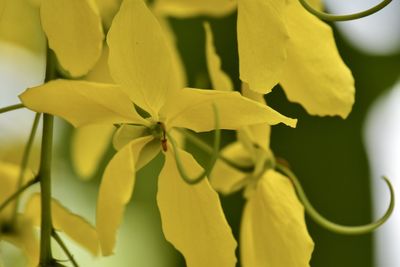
[19,79,148,127]
[157,148,237,267]
[210,142,252,194]
[240,170,314,267]
[280,0,355,118]
[107,0,179,115]
[72,124,115,180]
[40,0,104,77]
[163,88,296,132]
[153,0,236,18]
[238,0,288,93]
[0,0,45,53]
[204,22,233,92]
[96,136,157,255]
[25,194,99,255]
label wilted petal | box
[238,0,288,93]
[163,88,296,132]
[0,0,45,53]
[204,22,233,92]
[25,194,99,256]
[107,0,179,115]
[72,124,115,179]
[153,0,236,18]
[157,148,237,267]
[280,0,355,118]
[210,141,251,194]
[40,0,104,77]
[96,136,156,255]
[19,79,147,127]
[241,170,314,267]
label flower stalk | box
[0,103,24,114]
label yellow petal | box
[0,0,45,53]
[204,22,233,92]
[241,83,271,150]
[238,0,288,93]
[240,170,314,267]
[40,0,104,77]
[153,0,236,18]
[85,45,114,83]
[210,141,252,194]
[72,124,115,180]
[107,0,179,116]
[95,0,121,29]
[157,148,237,267]
[280,0,355,118]
[2,216,38,267]
[19,79,148,127]
[163,88,296,132]
[96,136,157,255]
[24,193,99,256]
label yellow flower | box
[0,162,99,266]
[154,0,355,118]
[205,26,314,266]
[1,0,104,77]
[20,0,297,265]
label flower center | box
[150,122,168,152]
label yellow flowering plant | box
[0,0,396,266]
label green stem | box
[0,177,39,212]
[52,229,79,267]
[299,0,392,22]
[39,114,54,266]
[276,163,395,235]
[11,113,41,224]
[178,129,254,173]
[0,103,24,114]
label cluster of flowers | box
[0,0,394,266]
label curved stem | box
[39,114,54,266]
[299,0,393,21]
[169,104,220,185]
[52,229,79,267]
[0,177,39,212]
[276,163,395,235]
[178,128,254,173]
[11,113,41,224]
[0,103,24,114]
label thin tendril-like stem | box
[299,0,393,21]
[0,177,39,212]
[11,113,41,224]
[0,103,24,114]
[276,163,395,235]
[178,128,255,173]
[52,230,79,267]
[168,104,220,185]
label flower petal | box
[85,45,114,83]
[96,136,157,255]
[238,0,288,93]
[24,193,99,256]
[40,0,104,77]
[19,79,147,127]
[72,124,115,180]
[95,0,122,29]
[153,0,236,18]
[107,0,179,115]
[204,22,233,92]
[280,0,355,118]
[210,141,251,194]
[163,88,296,132]
[240,170,314,267]
[157,148,237,267]
[0,0,45,53]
